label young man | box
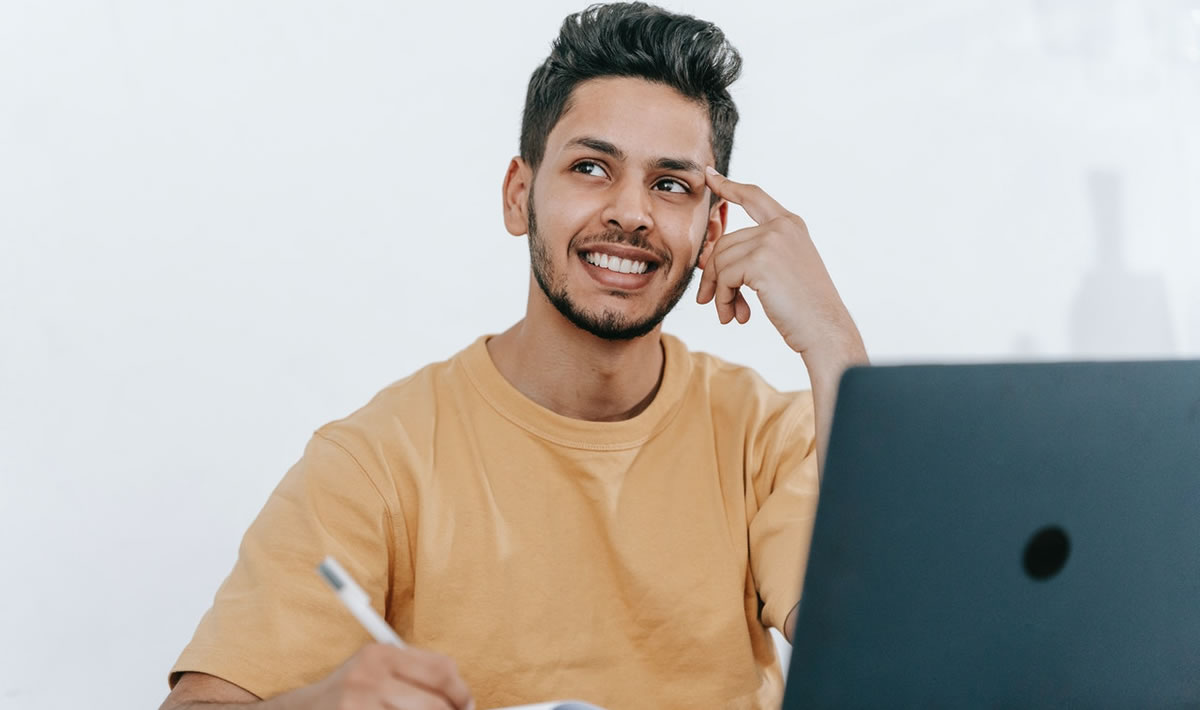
[161,3,867,709]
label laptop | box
[783,360,1200,708]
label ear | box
[697,199,728,270]
[502,157,533,236]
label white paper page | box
[493,702,606,710]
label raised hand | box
[697,166,859,358]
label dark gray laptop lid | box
[784,360,1200,709]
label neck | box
[486,285,666,422]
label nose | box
[600,176,654,235]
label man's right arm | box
[159,671,264,710]
[158,643,474,710]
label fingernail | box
[705,166,719,175]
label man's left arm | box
[697,165,870,642]
[697,166,868,471]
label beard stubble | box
[525,191,703,341]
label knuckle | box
[342,663,374,692]
[343,666,374,695]
[434,655,459,683]
[426,659,447,684]
[413,694,452,710]
[343,646,392,689]
[361,642,388,661]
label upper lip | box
[577,243,663,266]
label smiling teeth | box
[585,252,648,274]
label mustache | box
[574,230,671,266]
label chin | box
[581,290,654,314]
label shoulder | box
[673,340,818,492]
[312,340,479,464]
[681,342,814,433]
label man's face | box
[521,77,724,340]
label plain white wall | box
[1,0,1197,708]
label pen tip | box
[317,559,344,591]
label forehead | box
[546,76,714,167]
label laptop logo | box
[1023,526,1071,580]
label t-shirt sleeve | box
[747,390,820,635]
[168,430,404,700]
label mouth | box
[576,248,662,290]
[580,250,660,275]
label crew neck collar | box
[458,333,693,451]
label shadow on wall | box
[1067,168,1176,358]
[1025,0,1200,358]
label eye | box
[572,160,609,178]
[655,178,691,194]
[572,161,692,195]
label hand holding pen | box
[313,556,475,710]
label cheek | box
[539,190,601,243]
[670,218,709,263]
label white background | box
[1,1,1198,708]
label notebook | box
[496,703,604,710]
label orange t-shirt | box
[169,333,818,709]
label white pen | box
[317,555,407,648]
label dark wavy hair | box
[519,2,743,207]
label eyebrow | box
[563,136,704,176]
